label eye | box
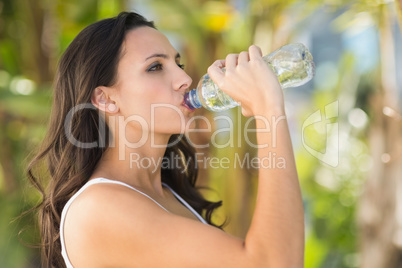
[177,63,185,70]
[147,63,163,72]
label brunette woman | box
[28,11,304,268]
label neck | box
[92,126,173,196]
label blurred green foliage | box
[0,0,400,267]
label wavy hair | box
[27,12,223,268]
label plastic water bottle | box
[184,43,315,112]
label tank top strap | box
[91,178,170,212]
[161,182,208,224]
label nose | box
[175,68,192,93]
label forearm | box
[244,109,305,267]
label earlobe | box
[108,103,118,113]
[91,87,119,114]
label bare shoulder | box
[67,181,158,219]
[63,182,255,268]
[66,182,158,230]
[63,182,166,267]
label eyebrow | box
[145,52,181,61]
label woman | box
[28,11,304,267]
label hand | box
[207,45,285,117]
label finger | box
[207,59,226,87]
[225,53,239,70]
[238,51,250,64]
[249,45,263,60]
[210,59,225,69]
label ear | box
[91,87,119,114]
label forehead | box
[122,27,177,60]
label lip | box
[181,99,195,112]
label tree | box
[357,2,402,267]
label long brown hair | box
[27,12,223,268]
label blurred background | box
[0,0,401,267]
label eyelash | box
[147,63,185,72]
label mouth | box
[181,99,195,112]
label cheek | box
[117,82,156,114]
[133,80,172,103]
[117,75,178,126]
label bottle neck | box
[184,89,202,109]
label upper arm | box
[64,184,264,268]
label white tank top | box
[60,177,208,268]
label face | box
[110,26,194,139]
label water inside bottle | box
[263,43,315,88]
[198,73,240,112]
